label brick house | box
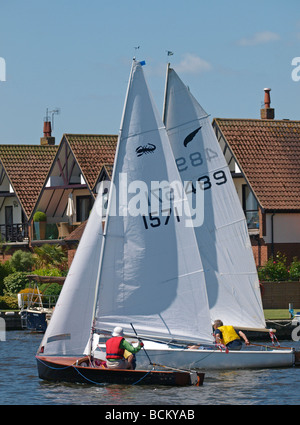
[32,133,117,244]
[212,89,300,266]
[0,127,57,255]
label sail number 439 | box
[197,170,227,190]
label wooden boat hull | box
[133,342,296,370]
[36,356,204,386]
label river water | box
[1,331,299,406]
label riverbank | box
[1,310,299,341]
[0,311,22,330]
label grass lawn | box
[264,309,300,320]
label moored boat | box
[36,59,212,386]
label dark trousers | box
[227,339,243,350]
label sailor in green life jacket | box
[105,326,144,370]
[213,320,250,350]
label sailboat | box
[127,64,297,370]
[19,275,64,332]
[35,59,209,386]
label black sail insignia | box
[136,143,156,157]
[183,126,202,147]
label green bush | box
[33,267,62,277]
[3,272,31,295]
[10,250,34,272]
[0,294,18,309]
[33,211,47,222]
[0,261,14,296]
[258,252,300,282]
[289,257,300,281]
[30,269,64,298]
[39,282,62,297]
[258,252,289,281]
[33,244,68,272]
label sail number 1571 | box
[142,208,180,230]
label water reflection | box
[1,331,300,405]
[37,366,300,406]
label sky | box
[0,0,299,145]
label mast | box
[162,62,170,125]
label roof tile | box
[213,118,300,211]
[64,134,117,190]
[0,145,57,219]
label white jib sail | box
[39,193,105,356]
[163,65,265,330]
[94,60,214,345]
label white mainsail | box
[163,65,265,330]
[39,195,105,355]
[93,60,214,345]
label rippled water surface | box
[1,331,299,405]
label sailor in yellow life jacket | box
[213,320,250,350]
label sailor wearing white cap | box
[105,326,144,369]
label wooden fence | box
[261,281,300,309]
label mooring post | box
[289,303,294,318]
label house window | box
[5,206,13,241]
[76,196,92,222]
[242,185,259,229]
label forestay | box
[163,65,265,330]
[94,60,214,345]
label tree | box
[33,244,68,272]
[3,272,30,294]
[0,261,13,295]
[10,250,35,272]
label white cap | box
[112,326,124,337]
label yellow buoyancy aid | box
[217,326,240,345]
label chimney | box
[40,117,55,146]
[260,88,275,119]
